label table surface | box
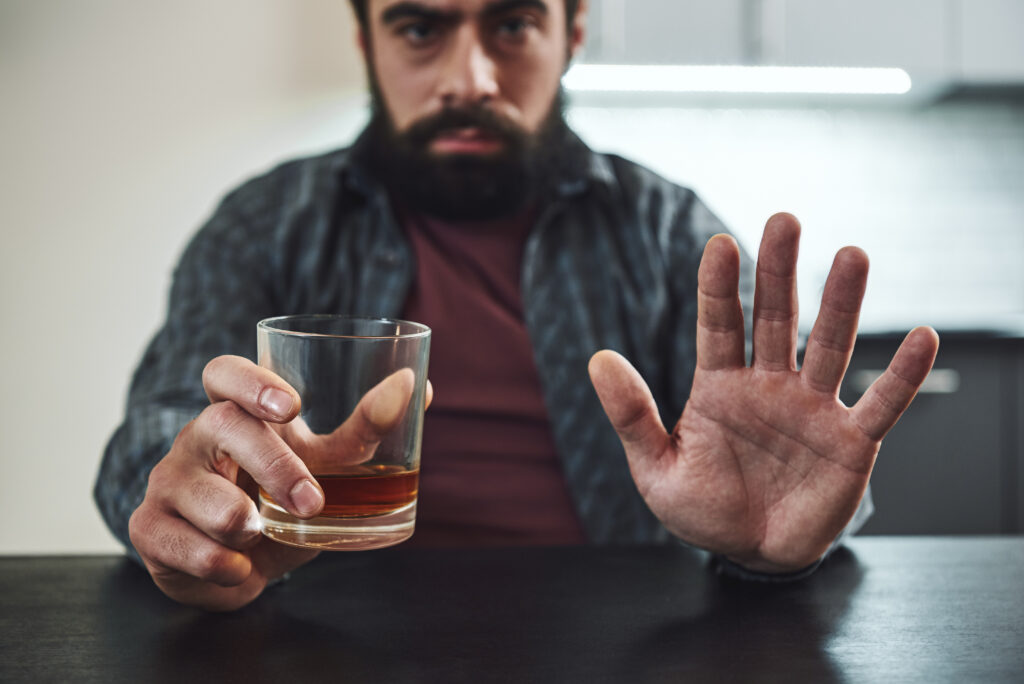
[1,537,1022,683]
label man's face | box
[365,0,581,153]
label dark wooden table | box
[1,537,1021,683]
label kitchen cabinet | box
[583,0,951,72]
[1016,348,1024,532]
[770,0,1024,82]
[837,333,1024,535]
[760,0,952,76]
[582,1,1024,86]
[956,0,1024,82]
[583,0,747,65]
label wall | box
[0,0,367,553]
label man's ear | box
[357,27,368,59]
[568,0,588,60]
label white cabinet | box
[761,0,952,76]
[583,0,747,64]
[582,0,1024,84]
[957,0,1024,82]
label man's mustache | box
[401,105,525,150]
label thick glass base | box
[259,498,416,551]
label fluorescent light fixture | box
[562,64,912,95]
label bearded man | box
[96,0,939,611]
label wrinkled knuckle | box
[128,505,166,560]
[212,499,256,540]
[872,389,901,415]
[888,367,917,390]
[202,401,248,440]
[259,448,301,485]
[186,476,214,507]
[809,331,846,354]
[757,307,796,323]
[194,545,234,583]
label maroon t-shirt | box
[399,208,587,547]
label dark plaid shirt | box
[95,129,870,576]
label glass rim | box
[257,314,431,340]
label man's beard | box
[361,87,575,222]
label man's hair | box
[346,0,581,35]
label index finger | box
[850,327,940,441]
[203,355,301,423]
[189,401,324,519]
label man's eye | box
[495,16,534,39]
[400,21,437,45]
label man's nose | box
[437,27,499,106]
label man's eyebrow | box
[380,2,458,26]
[481,0,549,19]
[379,0,549,27]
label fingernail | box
[290,480,323,517]
[259,387,293,419]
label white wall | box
[0,0,368,553]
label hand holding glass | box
[257,316,431,550]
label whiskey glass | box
[257,315,431,550]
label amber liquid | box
[263,465,418,519]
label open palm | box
[589,213,939,573]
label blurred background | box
[1,0,1021,554]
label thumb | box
[335,367,418,464]
[588,350,671,468]
[360,367,417,430]
[283,368,419,469]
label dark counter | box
[1,537,1022,683]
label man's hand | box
[589,213,939,573]
[128,355,425,611]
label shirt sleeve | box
[93,191,281,558]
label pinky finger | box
[850,326,940,441]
